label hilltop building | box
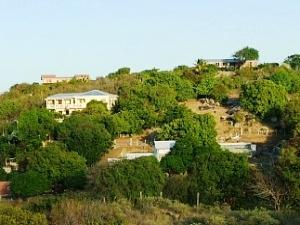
[41,74,90,84]
[204,59,258,69]
[45,90,118,115]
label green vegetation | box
[240,80,287,120]
[10,170,51,198]
[19,143,87,191]
[284,54,300,70]
[233,46,259,60]
[89,157,165,199]
[0,204,48,225]
[161,136,249,207]
[1,52,300,223]
[57,114,112,165]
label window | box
[58,100,62,104]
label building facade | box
[41,74,90,84]
[204,59,258,69]
[45,90,118,115]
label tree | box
[269,68,300,93]
[89,157,165,199]
[0,168,7,180]
[187,147,249,206]
[17,108,56,150]
[250,166,288,211]
[160,155,185,174]
[0,135,17,166]
[284,54,300,70]
[105,111,144,136]
[57,114,112,165]
[10,170,51,198]
[157,113,217,146]
[277,146,300,208]
[143,71,196,101]
[233,47,259,60]
[196,73,217,97]
[211,82,229,102]
[162,138,250,206]
[21,143,87,190]
[283,94,300,132]
[80,100,110,117]
[240,80,287,119]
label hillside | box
[1,58,300,224]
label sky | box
[0,0,299,91]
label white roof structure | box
[154,140,176,150]
[154,140,176,161]
[46,90,116,100]
[45,89,118,114]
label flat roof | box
[154,140,176,149]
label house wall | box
[240,60,259,68]
[46,95,118,115]
[41,76,72,84]
[41,75,90,84]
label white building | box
[154,140,176,161]
[45,90,118,115]
[219,142,256,154]
[203,59,258,69]
[41,74,90,84]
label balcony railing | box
[46,104,86,109]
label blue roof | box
[46,90,115,99]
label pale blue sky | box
[0,0,299,91]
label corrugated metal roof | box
[46,90,116,99]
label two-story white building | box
[45,90,118,115]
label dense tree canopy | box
[157,113,217,145]
[57,115,112,165]
[269,68,300,93]
[89,157,165,199]
[283,94,300,132]
[17,108,57,150]
[277,137,300,208]
[162,137,249,206]
[233,47,259,60]
[10,170,51,198]
[240,80,287,119]
[284,54,300,70]
[20,143,87,190]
